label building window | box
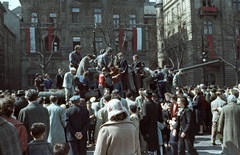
[113,14,120,29]
[72,8,80,23]
[31,12,38,23]
[129,14,136,28]
[233,0,240,10]
[203,0,213,6]
[96,37,103,51]
[49,12,57,26]
[73,37,81,48]
[94,9,102,24]
[204,21,213,34]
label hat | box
[35,73,40,77]
[143,89,153,98]
[107,99,126,120]
[90,97,96,103]
[70,67,76,71]
[227,94,237,104]
[17,90,25,95]
[69,95,80,103]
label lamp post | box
[92,26,97,55]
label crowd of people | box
[1,45,240,155]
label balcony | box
[199,6,218,18]
[20,22,57,29]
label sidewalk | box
[87,134,223,155]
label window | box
[73,37,81,48]
[49,12,57,26]
[94,9,102,24]
[96,37,103,50]
[129,14,136,28]
[233,0,240,11]
[113,14,120,29]
[72,8,80,23]
[204,21,213,34]
[31,12,38,23]
[203,0,213,6]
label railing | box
[20,22,57,28]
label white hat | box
[90,97,96,103]
[107,99,126,120]
[70,67,76,71]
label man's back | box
[18,102,50,142]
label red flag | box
[207,34,215,59]
[132,27,137,52]
[48,26,53,51]
[119,27,124,51]
[25,27,30,53]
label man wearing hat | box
[62,67,77,105]
[140,89,162,154]
[66,96,90,155]
[14,90,28,119]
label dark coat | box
[14,97,28,119]
[192,95,203,125]
[55,74,64,89]
[65,105,90,142]
[26,140,53,155]
[176,107,195,136]
[18,102,50,142]
[140,99,161,151]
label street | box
[87,134,222,155]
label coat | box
[62,72,75,89]
[0,117,22,155]
[94,119,141,155]
[65,105,90,142]
[18,102,50,142]
[211,97,226,122]
[47,103,66,146]
[218,102,240,155]
[140,99,161,151]
[26,140,53,155]
[14,96,28,119]
[76,56,90,77]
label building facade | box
[156,0,240,87]
[0,2,18,90]
[19,0,157,89]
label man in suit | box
[62,67,76,104]
[131,54,143,92]
[56,68,64,89]
[66,96,90,155]
[173,96,198,155]
[76,54,94,77]
[18,89,50,142]
[210,91,226,145]
[14,90,28,119]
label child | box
[86,101,96,146]
[26,123,53,155]
[129,104,139,131]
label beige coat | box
[218,102,240,154]
[94,119,141,155]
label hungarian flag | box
[25,27,39,53]
[238,34,240,59]
[207,34,215,59]
[119,27,124,51]
[48,26,53,51]
[132,27,145,51]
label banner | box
[48,26,53,51]
[119,27,124,51]
[207,34,215,59]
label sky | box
[0,0,21,10]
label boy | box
[26,123,53,155]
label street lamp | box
[92,25,97,55]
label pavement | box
[87,133,222,155]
